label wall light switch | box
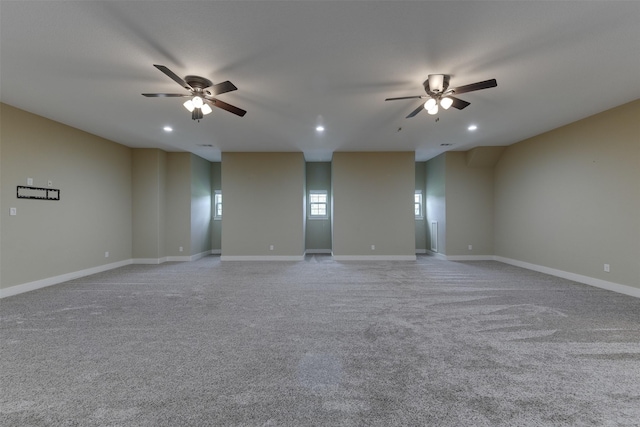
[604,264,610,273]
[10,207,17,216]
[48,180,53,187]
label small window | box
[214,191,222,220]
[415,191,423,219]
[309,190,328,219]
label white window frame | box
[415,190,423,219]
[308,190,329,219]
[214,190,222,220]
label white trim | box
[305,249,332,254]
[132,257,168,265]
[221,255,305,261]
[446,255,495,261]
[189,251,210,261]
[414,190,423,219]
[494,256,640,299]
[210,249,221,255]
[0,259,132,299]
[415,249,427,254]
[213,190,222,220]
[166,256,192,262]
[332,255,416,261]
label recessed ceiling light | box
[163,126,173,132]
[315,125,325,132]
[468,125,478,131]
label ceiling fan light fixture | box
[440,97,453,110]
[201,103,213,115]
[192,96,204,109]
[192,108,204,121]
[424,98,437,110]
[183,99,195,112]
[427,105,439,115]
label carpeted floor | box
[1,255,639,426]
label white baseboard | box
[415,249,427,254]
[494,256,640,299]
[132,257,168,265]
[446,255,495,261]
[0,259,133,299]
[134,251,214,264]
[166,256,191,262]
[210,249,221,255]
[305,249,332,254]
[221,255,305,261]
[332,255,417,261]
[189,251,211,261]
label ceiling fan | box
[385,74,497,118]
[142,64,246,120]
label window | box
[214,191,222,220]
[415,191,423,219]
[309,190,328,219]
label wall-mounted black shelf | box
[17,186,60,201]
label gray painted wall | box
[211,162,222,251]
[415,162,427,251]
[445,152,495,256]
[221,152,305,258]
[2,100,637,294]
[305,162,332,251]
[165,153,192,257]
[0,104,132,289]
[190,155,212,256]
[494,100,640,289]
[425,154,446,255]
[132,148,166,260]
[332,152,415,258]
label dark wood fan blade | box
[385,95,425,101]
[448,96,471,110]
[406,104,424,118]
[208,99,246,117]
[209,81,237,96]
[154,64,192,90]
[450,79,497,95]
[142,93,190,97]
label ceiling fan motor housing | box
[185,75,213,91]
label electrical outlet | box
[269,245,274,251]
[179,246,183,252]
[27,178,33,186]
[371,245,375,250]
[10,208,17,216]
[468,245,473,251]
[105,251,109,258]
[604,264,610,273]
[48,180,53,187]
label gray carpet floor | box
[1,255,639,426]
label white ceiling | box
[1,1,639,162]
